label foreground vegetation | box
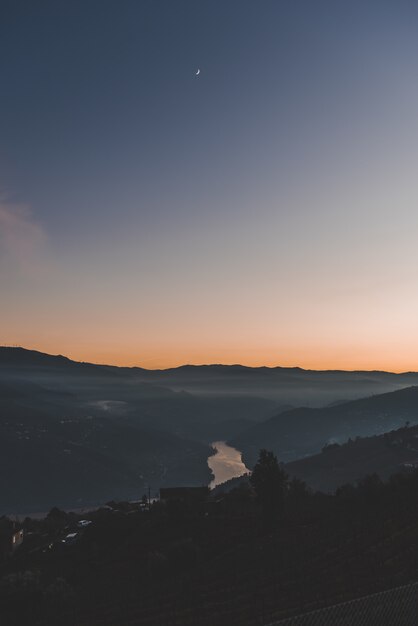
[2,451,418,625]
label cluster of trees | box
[249,446,418,526]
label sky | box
[1,0,418,370]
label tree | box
[288,477,311,502]
[356,473,383,497]
[250,449,288,526]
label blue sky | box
[2,1,418,369]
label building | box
[11,528,24,551]
[0,522,24,561]
[62,532,78,545]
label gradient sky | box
[2,0,418,370]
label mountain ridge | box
[2,346,418,376]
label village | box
[0,486,244,565]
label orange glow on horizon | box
[11,340,418,374]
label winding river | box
[208,441,250,489]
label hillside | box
[0,379,213,513]
[3,464,418,625]
[232,386,418,466]
[0,348,278,441]
[287,423,418,493]
[216,421,418,495]
[0,349,279,513]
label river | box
[208,441,250,489]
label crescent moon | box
[196,69,200,76]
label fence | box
[268,582,418,626]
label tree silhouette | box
[250,449,288,527]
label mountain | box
[0,348,278,513]
[0,348,278,441]
[286,422,418,493]
[3,347,418,406]
[3,347,418,513]
[0,378,213,514]
[232,386,418,466]
[134,363,418,406]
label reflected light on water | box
[208,441,250,489]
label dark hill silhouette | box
[0,347,136,378]
[286,422,418,492]
[0,347,73,367]
[0,382,214,514]
[4,461,418,626]
[232,386,418,466]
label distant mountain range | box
[3,346,418,405]
[2,347,418,513]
